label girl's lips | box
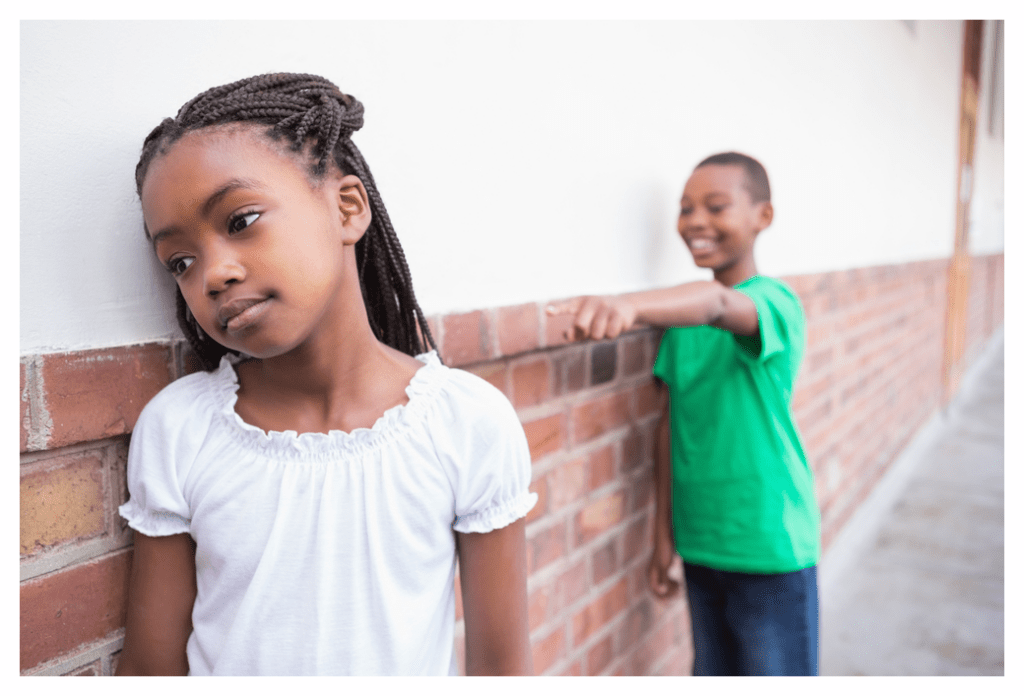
[219,298,271,334]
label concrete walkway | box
[820,329,1004,676]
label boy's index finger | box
[544,300,577,317]
[545,298,589,345]
[545,299,582,316]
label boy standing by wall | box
[550,153,820,675]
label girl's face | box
[141,127,369,359]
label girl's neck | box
[233,275,424,435]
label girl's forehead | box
[140,127,315,222]
[162,125,290,166]
[144,128,306,194]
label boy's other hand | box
[546,296,637,341]
[648,536,680,599]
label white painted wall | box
[20,20,1003,354]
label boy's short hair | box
[695,152,771,203]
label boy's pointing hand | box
[547,296,638,342]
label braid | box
[137,73,437,370]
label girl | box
[116,73,536,676]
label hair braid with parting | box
[136,73,437,370]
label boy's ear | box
[334,174,372,244]
[755,200,774,233]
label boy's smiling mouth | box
[687,238,716,254]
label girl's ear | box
[334,174,372,244]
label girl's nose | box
[204,250,246,297]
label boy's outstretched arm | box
[116,532,197,675]
[648,387,680,599]
[548,280,759,340]
[457,518,534,675]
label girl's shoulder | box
[135,356,238,433]
[421,353,518,425]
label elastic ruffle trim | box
[210,351,447,459]
[118,501,190,537]
[452,490,538,534]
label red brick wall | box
[19,253,1003,676]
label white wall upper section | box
[21,20,1002,354]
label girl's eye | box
[708,205,725,214]
[168,257,194,276]
[680,207,693,216]
[229,211,260,234]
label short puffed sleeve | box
[118,374,210,537]
[428,370,537,534]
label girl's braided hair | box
[135,72,437,370]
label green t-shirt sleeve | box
[733,277,804,363]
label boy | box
[549,153,820,676]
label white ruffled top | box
[119,351,536,675]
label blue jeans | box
[682,562,819,676]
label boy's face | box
[677,164,772,285]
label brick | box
[441,310,490,366]
[531,628,565,675]
[555,559,589,611]
[792,368,831,406]
[464,361,508,397]
[622,425,652,474]
[572,578,628,646]
[552,347,587,396]
[592,540,618,585]
[526,476,549,524]
[587,634,614,674]
[628,616,679,675]
[805,345,834,374]
[586,445,616,491]
[21,361,29,452]
[623,515,650,564]
[654,644,693,676]
[528,582,552,632]
[572,391,631,445]
[66,660,101,676]
[496,303,540,357]
[548,457,586,512]
[590,343,618,386]
[628,469,655,515]
[20,549,132,672]
[511,357,550,408]
[633,380,662,419]
[41,344,173,450]
[528,521,567,575]
[560,660,583,676]
[575,491,626,546]
[621,597,654,649]
[522,413,565,462]
[619,333,647,377]
[21,451,106,556]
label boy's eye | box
[680,207,693,216]
[229,211,260,234]
[168,256,194,276]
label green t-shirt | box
[652,276,820,573]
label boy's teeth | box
[691,240,713,249]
